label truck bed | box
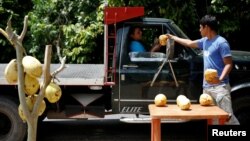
[0,64,105,86]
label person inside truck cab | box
[128,26,162,52]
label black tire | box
[232,95,250,125]
[0,95,27,141]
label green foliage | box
[108,0,198,37]
[108,0,249,50]
[209,0,250,50]
[25,0,105,63]
[0,0,32,62]
[210,0,250,33]
[1,0,249,63]
[157,0,198,35]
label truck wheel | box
[0,96,27,141]
[232,95,250,125]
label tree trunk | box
[1,17,65,141]
[27,117,38,141]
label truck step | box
[119,117,189,123]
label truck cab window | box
[126,25,168,63]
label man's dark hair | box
[200,15,219,32]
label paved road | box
[36,119,207,141]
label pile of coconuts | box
[4,55,62,122]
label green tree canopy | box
[26,0,105,63]
[0,0,32,62]
[1,0,249,62]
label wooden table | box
[149,104,229,141]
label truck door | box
[113,23,195,114]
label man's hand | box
[166,34,173,39]
[153,37,160,45]
[150,37,161,52]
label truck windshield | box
[169,23,202,55]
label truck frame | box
[1,6,250,141]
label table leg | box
[218,118,226,125]
[207,118,226,125]
[207,119,213,125]
[151,118,161,141]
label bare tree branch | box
[18,16,28,42]
[33,45,52,116]
[51,41,67,79]
[0,28,13,44]
[1,15,67,141]
[1,16,27,55]
[5,16,16,41]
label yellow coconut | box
[45,82,62,103]
[204,69,218,83]
[178,98,191,110]
[38,99,46,116]
[176,95,187,107]
[176,95,191,110]
[18,105,26,122]
[22,55,43,78]
[154,93,167,106]
[199,93,214,106]
[24,74,40,95]
[18,95,46,122]
[26,94,46,116]
[4,59,18,84]
[159,34,168,46]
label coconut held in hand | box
[154,93,167,106]
[204,69,218,83]
[159,35,168,46]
